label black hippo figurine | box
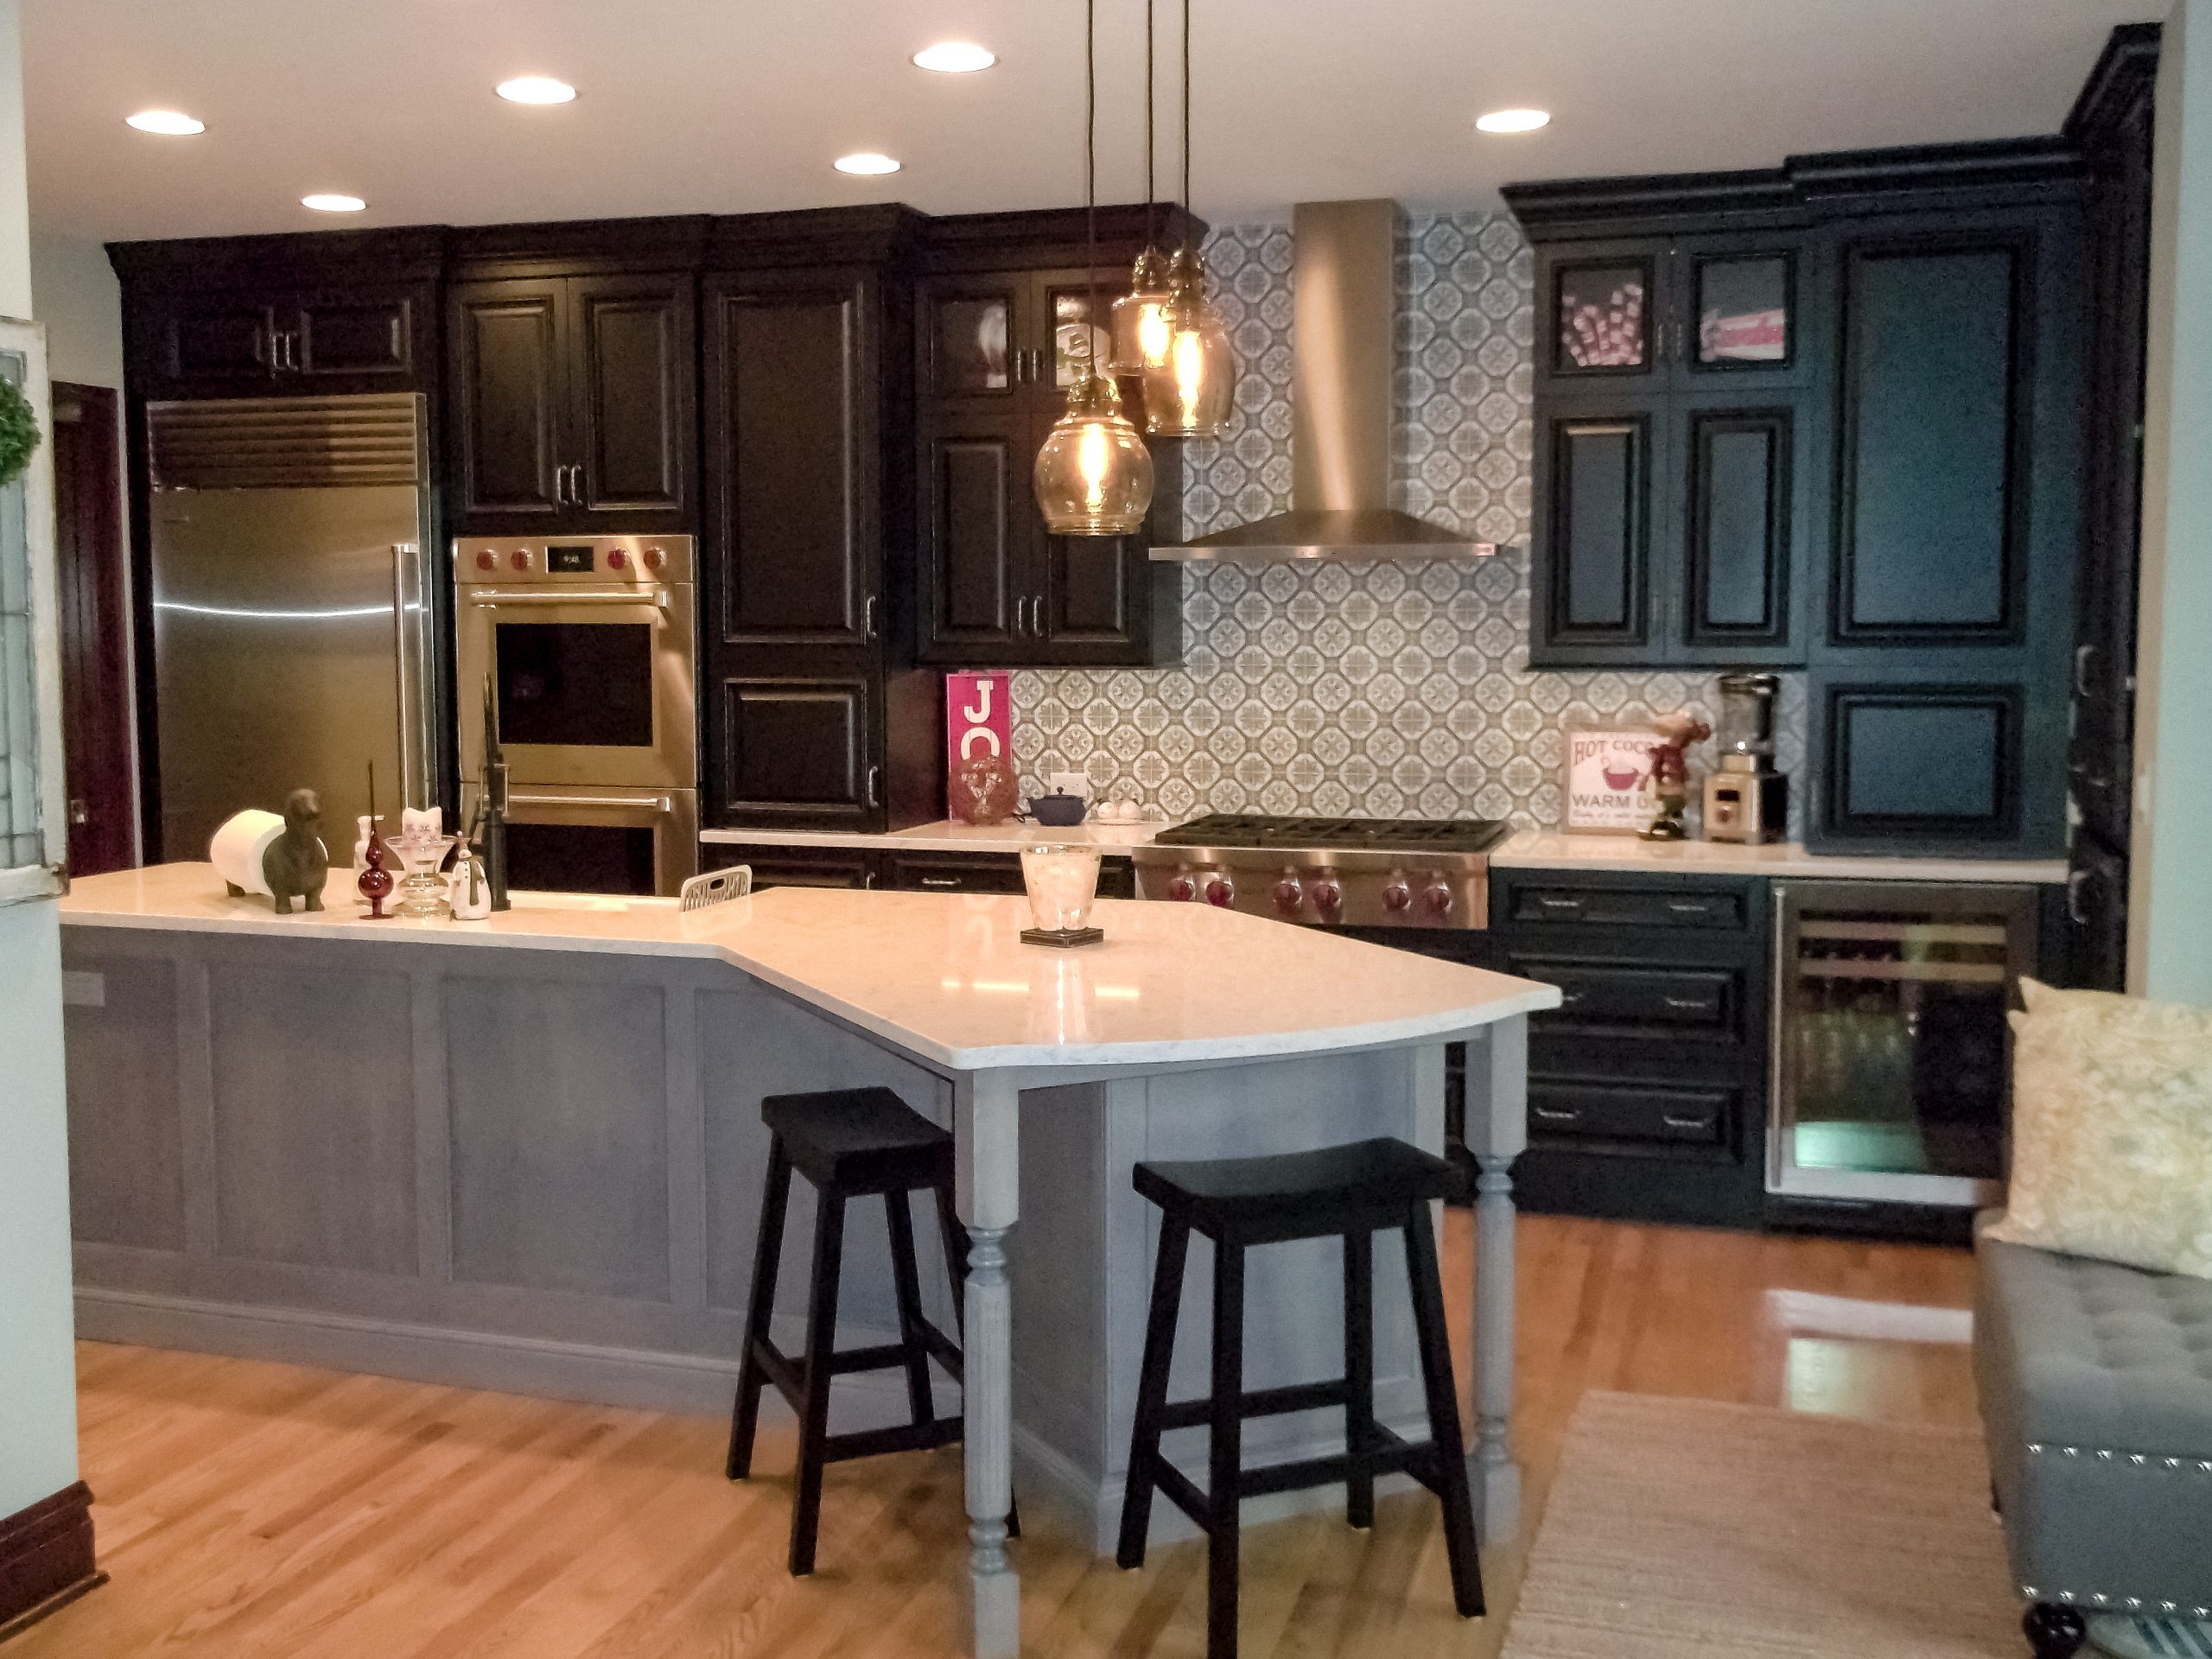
[263,788,330,914]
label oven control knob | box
[1166,874,1195,902]
[1311,878,1343,916]
[606,548,629,569]
[1382,879,1413,912]
[1274,876,1303,914]
[642,546,667,570]
[509,548,532,570]
[1422,881,1454,918]
[474,548,497,571]
[1205,876,1235,908]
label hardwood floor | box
[14,1214,1980,1658]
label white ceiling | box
[24,0,2166,245]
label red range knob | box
[606,547,629,569]
[1422,882,1454,918]
[509,548,532,570]
[1382,880,1412,912]
[1205,877,1235,908]
[1274,876,1303,914]
[474,548,497,571]
[1311,880,1343,915]
[1166,875,1195,902]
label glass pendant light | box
[1140,0,1236,437]
[1107,2,1175,374]
[1035,0,1155,537]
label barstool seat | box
[1119,1136,1484,1659]
[728,1086,1009,1576]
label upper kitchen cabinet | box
[444,218,703,536]
[112,228,445,401]
[699,207,940,834]
[915,207,1195,670]
[1510,182,1821,670]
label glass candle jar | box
[1019,843,1103,934]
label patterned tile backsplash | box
[1006,211,1807,832]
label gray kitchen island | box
[58,864,1554,1659]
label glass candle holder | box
[385,806,448,919]
[1019,843,1103,935]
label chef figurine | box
[1642,708,1713,842]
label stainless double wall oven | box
[455,535,698,896]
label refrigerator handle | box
[391,543,431,810]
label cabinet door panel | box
[295,291,416,380]
[1045,533,1133,639]
[922,426,1025,658]
[448,280,565,522]
[1815,681,2023,846]
[710,284,868,645]
[572,275,694,521]
[1683,248,1800,381]
[165,299,275,386]
[925,278,1025,404]
[707,844,875,890]
[1681,403,1798,656]
[1537,410,1656,654]
[721,678,874,823]
[1542,250,1660,381]
[1834,243,2022,641]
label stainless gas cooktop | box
[1134,814,1512,929]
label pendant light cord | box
[1181,0,1193,254]
[1086,0,1099,372]
[1144,0,1155,247]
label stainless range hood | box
[1152,199,1503,563]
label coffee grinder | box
[1703,673,1787,843]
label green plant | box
[0,377,41,487]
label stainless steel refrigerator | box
[147,394,436,862]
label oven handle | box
[506,791,675,814]
[467,588,669,610]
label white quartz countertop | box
[698,819,2067,884]
[699,818,1166,855]
[1490,832,2069,884]
[61,864,1558,1072]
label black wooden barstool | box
[727,1086,1008,1575]
[1117,1137,1483,1659]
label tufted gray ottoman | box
[1975,1230,2212,1656]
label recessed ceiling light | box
[834,152,901,176]
[1475,108,1551,135]
[302,193,367,213]
[126,110,205,136]
[496,75,577,105]
[912,42,995,73]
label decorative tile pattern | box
[1007,211,1807,833]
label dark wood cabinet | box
[1523,222,1818,668]
[917,212,1193,669]
[124,261,437,399]
[699,213,941,834]
[446,270,695,535]
[702,842,1137,899]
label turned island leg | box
[1465,1017,1528,1542]
[954,1071,1021,1659]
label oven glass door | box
[457,586,696,790]
[499,786,699,898]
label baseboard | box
[0,1482,105,1644]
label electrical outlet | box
[1049,771,1087,798]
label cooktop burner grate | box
[1152,813,1512,855]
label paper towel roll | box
[209,810,285,898]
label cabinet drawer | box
[1510,884,1745,931]
[1515,957,1739,1037]
[704,845,873,890]
[882,853,1027,894]
[1528,1077,1732,1147]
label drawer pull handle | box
[1533,1106,1580,1123]
[1662,1113,1713,1131]
[1662,995,1713,1011]
[1667,901,1713,915]
[918,875,961,888]
[1537,897,1583,911]
[1555,990,1585,1007]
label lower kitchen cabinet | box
[702,842,875,890]
[1492,868,1772,1230]
[702,842,1136,899]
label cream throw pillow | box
[1986,978,2212,1278]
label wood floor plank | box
[17,1214,1982,1659]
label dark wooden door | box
[447,277,567,528]
[143,294,278,393]
[569,273,695,528]
[1670,391,1808,663]
[51,385,136,874]
[289,284,427,385]
[1530,397,1665,664]
[703,269,885,830]
[1535,239,1669,390]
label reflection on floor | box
[16,1211,1980,1659]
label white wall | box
[30,235,122,388]
[0,0,83,1522]
[2131,0,2212,1001]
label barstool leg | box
[1402,1203,1484,1619]
[1207,1236,1247,1659]
[789,1190,847,1577]
[884,1188,936,1429]
[1343,1225,1376,1529]
[1116,1216,1191,1569]
[727,1140,792,1481]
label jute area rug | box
[1502,1391,2023,1658]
